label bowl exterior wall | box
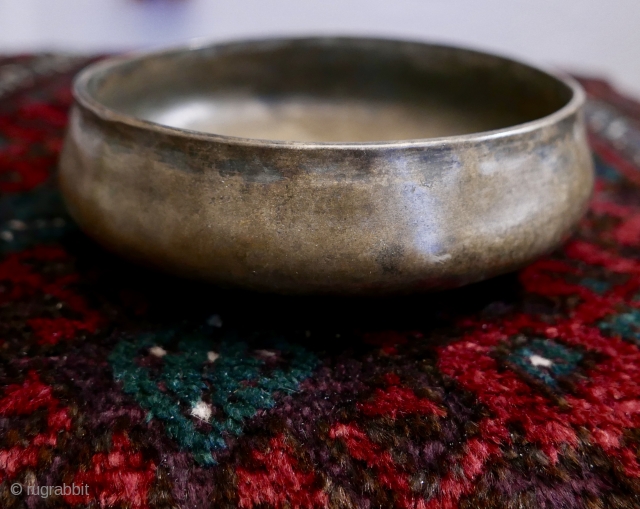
[59,101,593,295]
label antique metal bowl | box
[59,37,593,295]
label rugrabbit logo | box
[10,482,89,498]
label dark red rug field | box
[1,55,640,508]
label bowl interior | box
[84,39,574,143]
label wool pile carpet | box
[1,55,640,508]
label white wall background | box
[1,0,639,98]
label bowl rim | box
[72,36,586,150]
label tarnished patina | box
[59,38,594,295]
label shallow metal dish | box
[59,37,593,295]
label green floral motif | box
[0,187,76,254]
[594,156,622,183]
[508,338,583,388]
[579,278,612,295]
[109,328,318,465]
[599,308,640,345]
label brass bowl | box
[59,37,593,295]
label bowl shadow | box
[65,233,522,349]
